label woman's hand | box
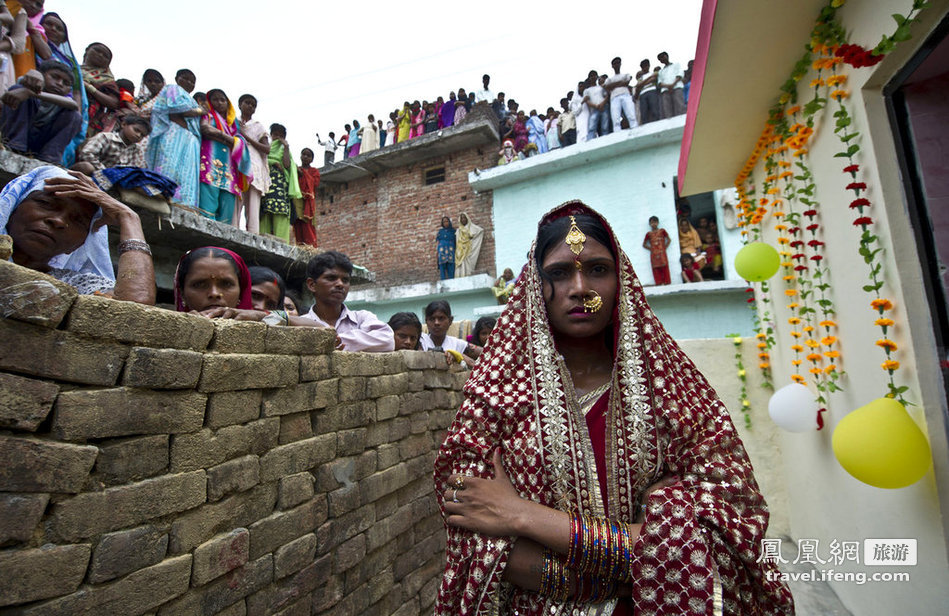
[44,171,138,231]
[443,449,530,538]
[635,474,680,523]
[194,307,267,321]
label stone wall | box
[0,260,462,615]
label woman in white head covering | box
[0,165,155,303]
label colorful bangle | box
[117,238,151,256]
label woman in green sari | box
[260,123,300,243]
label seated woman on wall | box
[174,246,317,327]
[0,166,155,304]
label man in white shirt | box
[301,251,394,352]
[635,58,661,124]
[657,51,686,118]
[584,75,609,140]
[474,74,494,104]
[570,81,589,143]
[419,300,480,368]
[603,56,638,132]
[315,132,339,166]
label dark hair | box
[424,300,452,319]
[535,213,617,299]
[206,88,227,104]
[176,247,241,294]
[680,253,694,265]
[238,93,257,106]
[306,250,353,280]
[86,42,112,60]
[388,311,422,333]
[612,56,622,64]
[38,59,72,77]
[176,68,195,79]
[122,114,151,130]
[142,68,163,82]
[482,74,490,80]
[640,58,650,67]
[270,123,286,137]
[249,266,286,307]
[648,215,659,223]
[284,289,305,313]
[193,92,207,103]
[115,78,134,92]
[441,216,452,228]
[301,147,314,157]
[472,316,496,342]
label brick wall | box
[0,259,462,615]
[316,147,498,287]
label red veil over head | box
[173,246,254,312]
[433,201,793,615]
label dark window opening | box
[424,167,446,185]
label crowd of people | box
[0,2,318,246]
[313,54,693,168]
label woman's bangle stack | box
[537,511,633,603]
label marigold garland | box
[734,0,927,407]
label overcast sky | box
[63,1,702,159]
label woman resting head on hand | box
[0,165,155,304]
[433,201,793,615]
[175,247,316,327]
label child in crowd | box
[467,316,496,352]
[235,93,270,233]
[295,147,319,247]
[74,114,149,173]
[677,215,707,270]
[642,215,672,285]
[420,300,480,367]
[193,91,208,111]
[558,97,577,146]
[115,77,137,117]
[680,253,704,283]
[696,216,722,277]
[248,266,286,311]
[0,59,80,163]
[198,88,251,222]
[260,123,299,243]
[388,312,422,351]
[284,289,304,316]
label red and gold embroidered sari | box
[433,202,793,615]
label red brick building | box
[314,107,499,288]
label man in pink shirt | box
[301,251,394,352]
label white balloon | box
[768,383,819,432]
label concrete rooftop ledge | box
[319,106,500,184]
[347,273,494,302]
[642,278,748,297]
[468,115,686,192]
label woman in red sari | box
[294,147,319,247]
[434,201,794,615]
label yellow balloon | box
[734,242,780,282]
[832,398,931,489]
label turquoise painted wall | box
[490,143,682,282]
